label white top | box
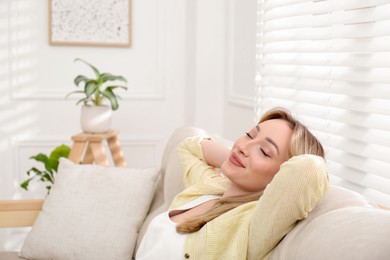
[136,195,220,260]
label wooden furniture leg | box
[90,141,110,166]
[68,129,127,167]
[81,143,94,164]
[68,141,87,164]
[107,134,127,167]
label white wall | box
[1,0,190,199]
[223,0,258,140]
[188,0,257,140]
[0,0,257,250]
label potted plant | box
[20,144,71,195]
[66,58,128,133]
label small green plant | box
[20,144,71,194]
[66,58,128,110]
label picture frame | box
[48,0,131,47]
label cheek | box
[221,158,234,177]
[250,160,281,183]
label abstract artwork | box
[49,0,131,47]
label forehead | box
[258,119,291,131]
[257,119,293,148]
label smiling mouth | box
[229,153,245,168]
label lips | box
[229,153,245,168]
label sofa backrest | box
[269,185,390,259]
[136,126,390,259]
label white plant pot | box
[80,105,112,133]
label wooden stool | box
[68,129,127,167]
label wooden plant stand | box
[68,129,127,167]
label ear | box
[248,154,329,259]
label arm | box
[200,139,230,168]
[248,155,329,259]
[177,136,230,188]
[177,136,215,187]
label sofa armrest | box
[0,199,43,228]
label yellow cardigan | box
[170,136,329,260]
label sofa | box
[1,126,390,259]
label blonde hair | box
[176,107,325,234]
[259,107,325,159]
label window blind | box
[255,0,390,207]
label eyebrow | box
[266,137,280,155]
[256,125,280,155]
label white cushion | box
[20,158,159,260]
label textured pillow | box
[20,158,159,260]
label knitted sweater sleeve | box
[176,136,216,188]
[170,136,228,210]
[248,154,329,260]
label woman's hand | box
[200,139,230,168]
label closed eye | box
[260,148,270,157]
[246,132,253,139]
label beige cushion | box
[20,158,159,260]
[0,252,24,260]
[270,186,390,260]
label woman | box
[137,107,329,260]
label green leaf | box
[100,73,127,83]
[27,167,43,177]
[49,144,70,162]
[105,85,128,91]
[101,88,119,110]
[65,90,85,99]
[30,154,51,172]
[48,144,71,172]
[67,58,127,111]
[85,81,99,98]
[74,75,89,86]
[74,58,101,79]
[20,177,34,191]
[41,173,54,184]
[29,153,49,163]
[22,144,70,195]
[76,97,90,106]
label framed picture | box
[48,0,131,47]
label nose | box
[237,141,250,157]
